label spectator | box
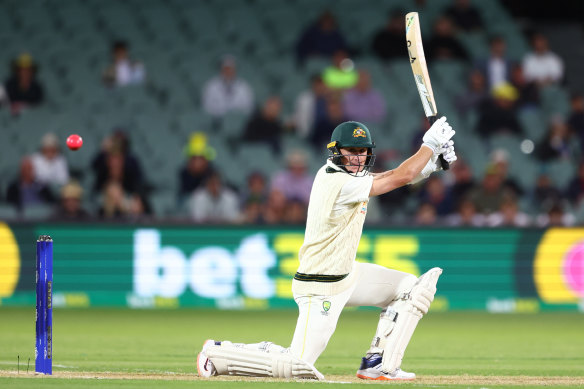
[292,74,329,138]
[179,132,216,201]
[295,11,349,67]
[241,171,268,205]
[92,130,145,195]
[96,151,137,195]
[535,117,576,161]
[566,161,584,206]
[535,202,575,227]
[426,16,469,62]
[531,173,562,213]
[241,172,268,224]
[476,82,522,138]
[127,192,153,220]
[310,94,346,150]
[448,157,475,208]
[414,202,438,225]
[284,199,307,224]
[486,197,531,227]
[242,201,264,225]
[342,70,387,125]
[567,94,584,151]
[188,172,240,223]
[102,40,145,87]
[377,188,410,218]
[510,64,540,111]
[52,181,90,220]
[6,157,55,211]
[98,181,131,219]
[468,166,513,214]
[322,50,359,90]
[446,198,485,227]
[371,9,406,62]
[522,32,564,86]
[242,200,264,224]
[94,145,151,219]
[98,182,152,220]
[242,96,284,154]
[31,133,69,187]
[475,36,513,89]
[417,176,454,216]
[444,0,484,32]
[4,53,44,115]
[263,189,288,224]
[454,69,488,117]
[489,148,523,197]
[202,55,254,118]
[271,149,314,205]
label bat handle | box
[428,115,450,171]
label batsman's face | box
[340,147,368,173]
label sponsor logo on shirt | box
[322,300,331,316]
[360,202,367,214]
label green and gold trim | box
[293,272,348,283]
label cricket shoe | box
[356,354,415,381]
[197,339,219,377]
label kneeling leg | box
[197,340,324,380]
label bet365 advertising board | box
[1,223,583,312]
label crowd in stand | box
[1,0,583,226]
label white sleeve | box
[238,81,254,114]
[202,80,222,116]
[336,175,374,206]
[522,55,537,82]
[551,55,564,81]
[56,156,70,186]
[189,192,205,222]
[223,191,241,222]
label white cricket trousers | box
[289,262,417,365]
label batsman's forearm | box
[370,146,432,196]
[396,146,433,181]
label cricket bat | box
[405,11,449,170]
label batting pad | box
[380,267,442,373]
[206,342,324,380]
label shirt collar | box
[326,159,344,172]
[325,158,371,177]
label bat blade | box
[405,11,449,170]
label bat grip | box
[428,115,450,170]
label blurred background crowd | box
[0,0,583,227]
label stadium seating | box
[0,204,17,219]
[0,0,579,223]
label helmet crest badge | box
[353,128,366,138]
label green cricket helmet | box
[327,121,376,175]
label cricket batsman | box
[197,118,457,380]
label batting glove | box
[440,140,457,165]
[410,140,456,184]
[422,117,455,153]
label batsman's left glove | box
[440,140,457,165]
[410,140,457,184]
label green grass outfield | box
[1,308,583,388]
